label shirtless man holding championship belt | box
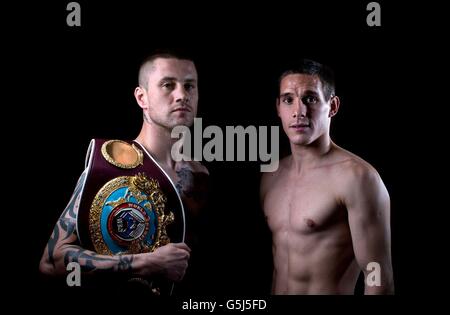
[39,51,209,295]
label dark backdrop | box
[16,0,432,308]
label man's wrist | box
[131,252,163,277]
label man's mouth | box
[290,123,310,129]
[172,107,191,113]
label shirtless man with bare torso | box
[260,59,393,294]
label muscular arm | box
[345,166,394,294]
[39,171,190,281]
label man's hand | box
[39,171,192,283]
[135,243,191,281]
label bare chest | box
[264,173,345,234]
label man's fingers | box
[171,242,191,253]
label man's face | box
[277,74,336,146]
[140,58,198,129]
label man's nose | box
[293,99,307,118]
[174,85,189,103]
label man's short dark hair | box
[138,49,195,88]
[279,59,335,101]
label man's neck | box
[135,121,177,171]
[289,134,333,174]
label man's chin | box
[289,135,312,146]
[171,119,194,129]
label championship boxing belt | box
[76,139,185,294]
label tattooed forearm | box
[64,246,134,274]
[118,255,134,272]
[64,249,98,272]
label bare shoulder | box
[331,145,389,202]
[333,146,381,182]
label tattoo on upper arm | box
[47,224,60,267]
[60,218,76,240]
[61,171,86,219]
[47,171,86,267]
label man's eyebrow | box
[303,90,319,95]
[159,77,197,83]
[160,76,177,82]
[279,92,294,97]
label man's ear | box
[329,95,340,118]
[134,86,148,110]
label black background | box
[11,0,443,310]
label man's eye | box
[303,96,318,104]
[282,97,293,104]
[162,82,175,89]
[185,83,195,91]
